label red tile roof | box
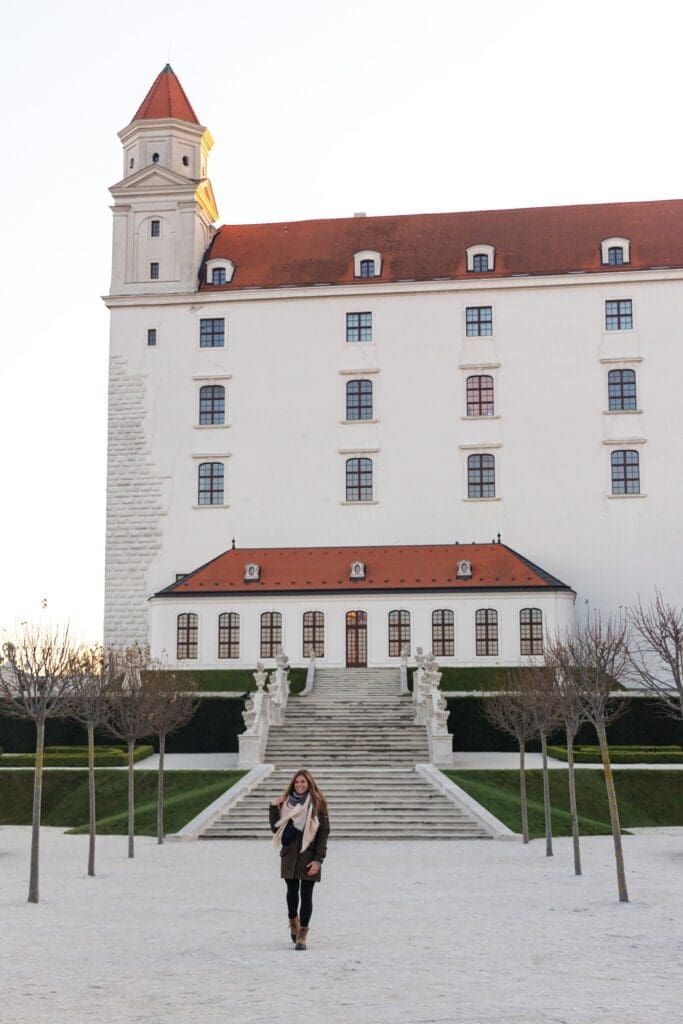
[131,64,199,125]
[200,199,683,290]
[157,543,571,597]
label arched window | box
[611,450,640,495]
[468,454,495,498]
[388,610,410,657]
[466,375,494,416]
[303,611,325,657]
[472,253,489,272]
[608,246,624,266]
[346,457,373,501]
[432,609,454,657]
[260,612,282,658]
[520,608,543,655]
[199,385,225,425]
[359,259,376,278]
[218,612,240,659]
[475,609,498,656]
[198,462,224,505]
[346,379,373,420]
[607,369,636,411]
[177,613,198,660]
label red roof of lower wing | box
[200,199,683,290]
[156,544,571,597]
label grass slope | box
[0,770,244,836]
[158,668,307,693]
[445,769,683,839]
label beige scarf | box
[272,795,319,854]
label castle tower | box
[109,65,218,295]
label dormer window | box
[600,237,630,266]
[353,250,382,279]
[206,258,235,285]
[457,559,473,579]
[466,244,495,272]
[244,563,261,582]
[350,560,366,580]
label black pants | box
[285,878,315,927]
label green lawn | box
[158,668,307,693]
[0,769,244,836]
[444,769,683,839]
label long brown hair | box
[284,769,328,818]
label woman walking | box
[269,769,329,951]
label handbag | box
[282,821,299,847]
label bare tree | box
[484,673,538,844]
[0,624,76,903]
[544,639,588,876]
[628,592,683,721]
[146,669,199,843]
[524,666,562,858]
[102,645,156,859]
[65,644,112,877]
[563,616,630,902]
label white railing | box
[414,649,453,767]
[238,662,271,768]
[301,649,316,696]
[399,645,410,694]
[266,651,291,726]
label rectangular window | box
[199,385,225,425]
[150,262,159,280]
[467,454,496,498]
[198,462,224,505]
[611,450,640,495]
[200,318,225,348]
[346,379,373,420]
[150,220,160,237]
[346,312,373,342]
[303,611,325,657]
[346,457,373,501]
[466,375,494,416]
[605,299,633,331]
[212,267,226,285]
[466,306,493,336]
[147,328,157,347]
[388,610,411,658]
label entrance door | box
[346,610,367,667]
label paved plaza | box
[2,825,682,1023]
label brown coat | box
[269,803,330,882]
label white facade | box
[104,71,683,663]
[149,591,576,670]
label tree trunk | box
[597,723,629,902]
[127,738,135,859]
[28,717,45,903]
[566,730,582,876]
[157,733,165,845]
[540,730,553,857]
[519,740,529,844]
[87,720,96,877]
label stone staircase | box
[200,668,490,840]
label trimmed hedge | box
[547,744,683,764]
[155,668,307,694]
[446,695,683,752]
[411,666,625,693]
[0,745,154,768]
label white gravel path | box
[2,826,682,1024]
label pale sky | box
[0,0,680,640]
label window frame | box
[147,328,157,347]
[345,457,373,502]
[303,611,325,658]
[150,262,159,280]
[260,611,283,659]
[199,384,226,425]
[211,267,227,285]
[605,299,633,331]
[475,608,498,657]
[388,610,411,658]
[611,449,641,495]
[199,317,226,348]
[467,453,496,499]
[346,311,373,342]
[465,306,493,337]
[466,374,495,417]
[432,609,455,658]
[520,608,543,656]
[177,612,199,660]
[607,368,637,412]
[197,461,225,505]
[345,379,374,421]
[218,612,240,659]
[150,219,160,238]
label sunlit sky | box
[0,0,679,640]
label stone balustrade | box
[414,649,454,767]
[237,662,271,768]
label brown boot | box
[295,925,308,951]
[288,916,299,944]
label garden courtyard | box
[3,824,682,1024]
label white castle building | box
[104,65,682,669]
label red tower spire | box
[131,64,200,124]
